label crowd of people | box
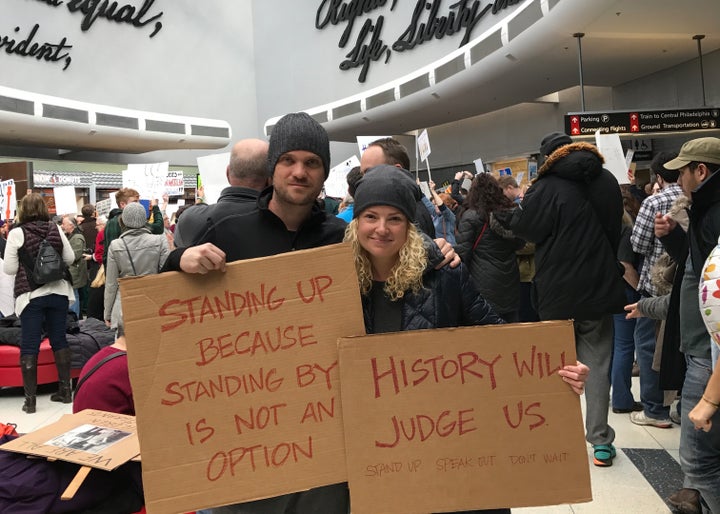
[1,113,719,513]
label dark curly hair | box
[464,173,513,219]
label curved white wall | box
[1,1,257,163]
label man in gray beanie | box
[267,112,331,178]
[121,202,149,229]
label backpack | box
[19,225,67,288]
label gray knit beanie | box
[121,202,147,229]
[353,165,417,222]
[268,112,330,177]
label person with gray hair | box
[174,138,271,247]
[104,203,169,329]
[60,214,88,320]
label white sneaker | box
[630,410,673,428]
[670,410,681,425]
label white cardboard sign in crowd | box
[0,179,17,220]
[196,152,230,204]
[326,155,360,199]
[53,185,78,215]
[124,162,170,200]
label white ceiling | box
[308,0,720,141]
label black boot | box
[50,347,73,403]
[20,354,37,414]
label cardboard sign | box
[0,410,139,471]
[0,178,16,220]
[326,155,360,199]
[338,321,592,514]
[120,243,366,514]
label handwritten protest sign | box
[338,321,592,514]
[124,162,170,200]
[164,170,185,196]
[0,410,139,471]
[95,198,112,218]
[0,178,16,220]
[120,243,365,514]
[417,129,431,162]
[326,155,359,198]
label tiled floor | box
[0,378,681,513]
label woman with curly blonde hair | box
[344,168,590,514]
[345,165,505,334]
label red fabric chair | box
[0,339,80,387]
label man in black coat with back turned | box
[496,132,626,468]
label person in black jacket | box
[345,166,590,514]
[655,137,720,513]
[496,132,626,468]
[173,138,270,247]
[456,173,525,322]
[359,136,437,238]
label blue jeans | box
[680,355,720,513]
[633,315,669,419]
[70,288,81,318]
[612,288,639,409]
[612,312,636,409]
[18,294,69,356]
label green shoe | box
[592,444,616,467]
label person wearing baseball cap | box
[655,136,720,514]
[664,137,720,198]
